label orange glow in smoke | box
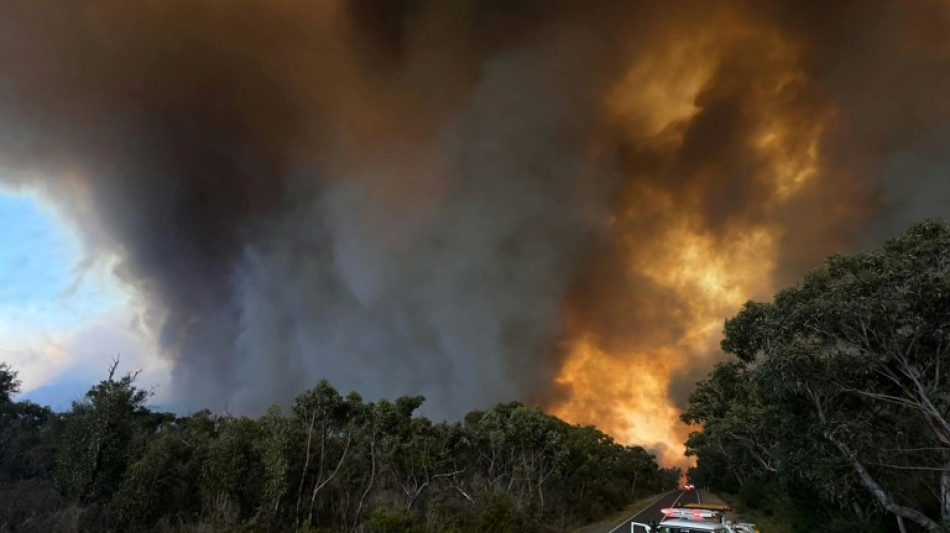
[555,339,683,455]
[550,6,825,468]
[553,216,780,467]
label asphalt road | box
[607,489,702,533]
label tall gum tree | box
[722,220,950,531]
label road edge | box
[605,490,673,533]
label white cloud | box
[9,304,170,408]
[0,190,169,408]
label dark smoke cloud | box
[1,0,949,436]
[0,0,630,416]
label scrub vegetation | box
[685,220,950,532]
[0,362,678,532]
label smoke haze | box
[1,0,948,465]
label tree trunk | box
[537,478,545,516]
[830,434,940,530]
[81,439,105,503]
[295,411,316,527]
[309,433,350,523]
[351,439,376,533]
[808,387,942,531]
[941,460,950,523]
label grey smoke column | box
[221,38,620,415]
[0,0,626,417]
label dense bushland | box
[0,361,677,532]
[684,220,950,532]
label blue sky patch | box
[0,191,122,332]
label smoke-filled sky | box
[1,0,949,466]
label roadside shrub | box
[363,507,425,533]
[476,495,527,533]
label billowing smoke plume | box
[1,0,948,464]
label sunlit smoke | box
[549,3,832,466]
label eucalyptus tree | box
[466,402,521,497]
[681,360,780,486]
[721,220,950,531]
[0,363,56,483]
[0,362,20,403]
[504,405,568,516]
[110,412,212,528]
[290,379,355,528]
[200,415,264,522]
[53,360,153,504]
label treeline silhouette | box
[684,220,950,531]
[0,361,678,532]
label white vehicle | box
[630,506,759,533]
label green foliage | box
[53,361,153,504]
[363,507,425,533]
[257,405,299,525]
[201,416,264,522]
[737,476,771,510]
[0,362,21,403]
[689,219,950,530]
[681,360,780,490]
[0,356,673,532]
[476,494,527,533]
[0,479,66,531]
[0,400,58,482]
[109,414,209,528]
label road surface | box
[606,489,702,533]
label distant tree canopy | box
[0,362,21,403]
[0,362,676,532]
[685,219,950,531]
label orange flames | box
[552,217,781,467]
[549,5,828,468]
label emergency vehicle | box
[629,505,759,533]
[684,503,731,512]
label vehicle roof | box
[660,507,724,521]
[656,519,726,531]
[683,503,731,511]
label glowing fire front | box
[549,2,826,468]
